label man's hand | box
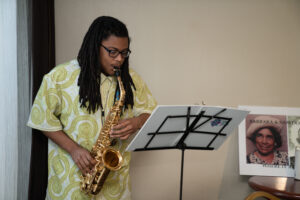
[110,113,150,140]
[42,130,96,176]
[70,145,97,175]
[110,118,139,140]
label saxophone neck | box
[114,67,126,106]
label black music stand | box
[126,105,249,200]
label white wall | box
[0,0,18,199]
[55,0,300,199]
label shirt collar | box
[100,73,114,85]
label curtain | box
[17,0,33,198]
[28,0,55,199]
[0,0,18,199]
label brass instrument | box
[80,67,125,195]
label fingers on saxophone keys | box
[81,166,91,176]
[85,158,95,169]
[76,162,86,175]
[110,129,124,138]
[91,159,97,166]
[82,156,90,167]
[78,160,93,175]
[84,169,90,176]
[87,154,97,165]
[120,134,130,140]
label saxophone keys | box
[92,184,98,193]
[96,164,104,171]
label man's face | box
[99,35,129,76]
[255,128,275,155]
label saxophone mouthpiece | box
[113,66,121,76]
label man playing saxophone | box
[27,16,157,200]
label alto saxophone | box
[81,67,125,195]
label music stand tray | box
[126,105,249,200]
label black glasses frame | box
[101,44,131,58]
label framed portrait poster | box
[238,105,300,177]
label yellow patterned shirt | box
[27,60,157,200]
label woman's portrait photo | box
[245,114,289,166]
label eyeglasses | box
[101,44,131,58]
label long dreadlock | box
[77,16,135,113]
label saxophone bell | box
[102,148,123,171]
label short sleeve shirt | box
[27,60,157,200]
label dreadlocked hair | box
[77,16,135,113]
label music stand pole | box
[179,143,186,200]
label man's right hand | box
[42,130,97,176]
[70,145,97,175]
